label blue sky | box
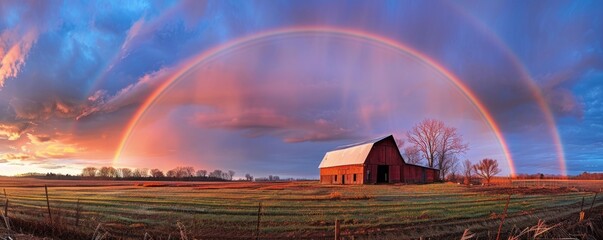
[0,1,601,177]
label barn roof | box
[318,135,392,168]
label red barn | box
[319,135,439,184]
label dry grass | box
[329,191,342,200]
[0,178,601,239]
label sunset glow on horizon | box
[1,1,602,177]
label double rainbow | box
[112,26,567,176]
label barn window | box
[353,174,357,182]
[334,175,337,182]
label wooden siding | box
[364,137,404,183]
[319,164,364,185]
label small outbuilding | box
[318,135,439,184]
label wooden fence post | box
[1,199,9,231]
[75,198,81,227]
[496,194,511,240]
[3,198,7,218]
[334,219,340,240]
[45,185,53,225]
[579,196,585,222]
[256,202,262,240]
[587,192,598,218]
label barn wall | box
[403,165,440,183]
[319,165,364,185]
[365,138,404,183]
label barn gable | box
[318,135,392,168]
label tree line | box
[81,166,253,181]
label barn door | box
[377,165,389,183]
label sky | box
[0,0,602,178]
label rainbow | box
[449,3,567,175]
[113,26,519,175]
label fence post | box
[256,202,262,240]
[45,185,53,225]
[579,196,585,222]
[496,194,511,240]
[588,193,598,219]
[334,219,340,240]
[75,198,81,227]
[1,198,9,231]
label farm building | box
[318,135,439,184]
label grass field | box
[0,177,602,239]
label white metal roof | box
[318,135,391,168]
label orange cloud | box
[0,29,37,88]
[0,122,31,140]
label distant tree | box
[133,168,149,178]
[228,170,235,180]
[181,167,194,177]
[462,159,473,185]
[167,167,195,178]
[403,146,422,165]
[245,173,253,181]
[150,169,164,178]
[473,158,501,185]
[98,166,118,178]
[209,170,224,179]
[166,169,177,178]
[119,168,133,178]
[196,170,207,177]
[82,167,97,177]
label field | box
[0,178,602,239]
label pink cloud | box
[0,29,37,88]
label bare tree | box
[81,167,97,177]
[167,167,195,178]
[150,169,164,178]
[462,159,472,185]
[181,167,194,177]
[119,168,132,178]
[196,170,207,177]
[209,169,224,179]
[435,126,468,179]
[98,166,118,178]
[134,168,149,178]
[441,156,460,181]
[473,158,501,185]
[406,119,468,179]
[228,170,235,180]
[406,119,444,168]
[245,173,253,181]
[403,146,422,165]
[166,169,177,178]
